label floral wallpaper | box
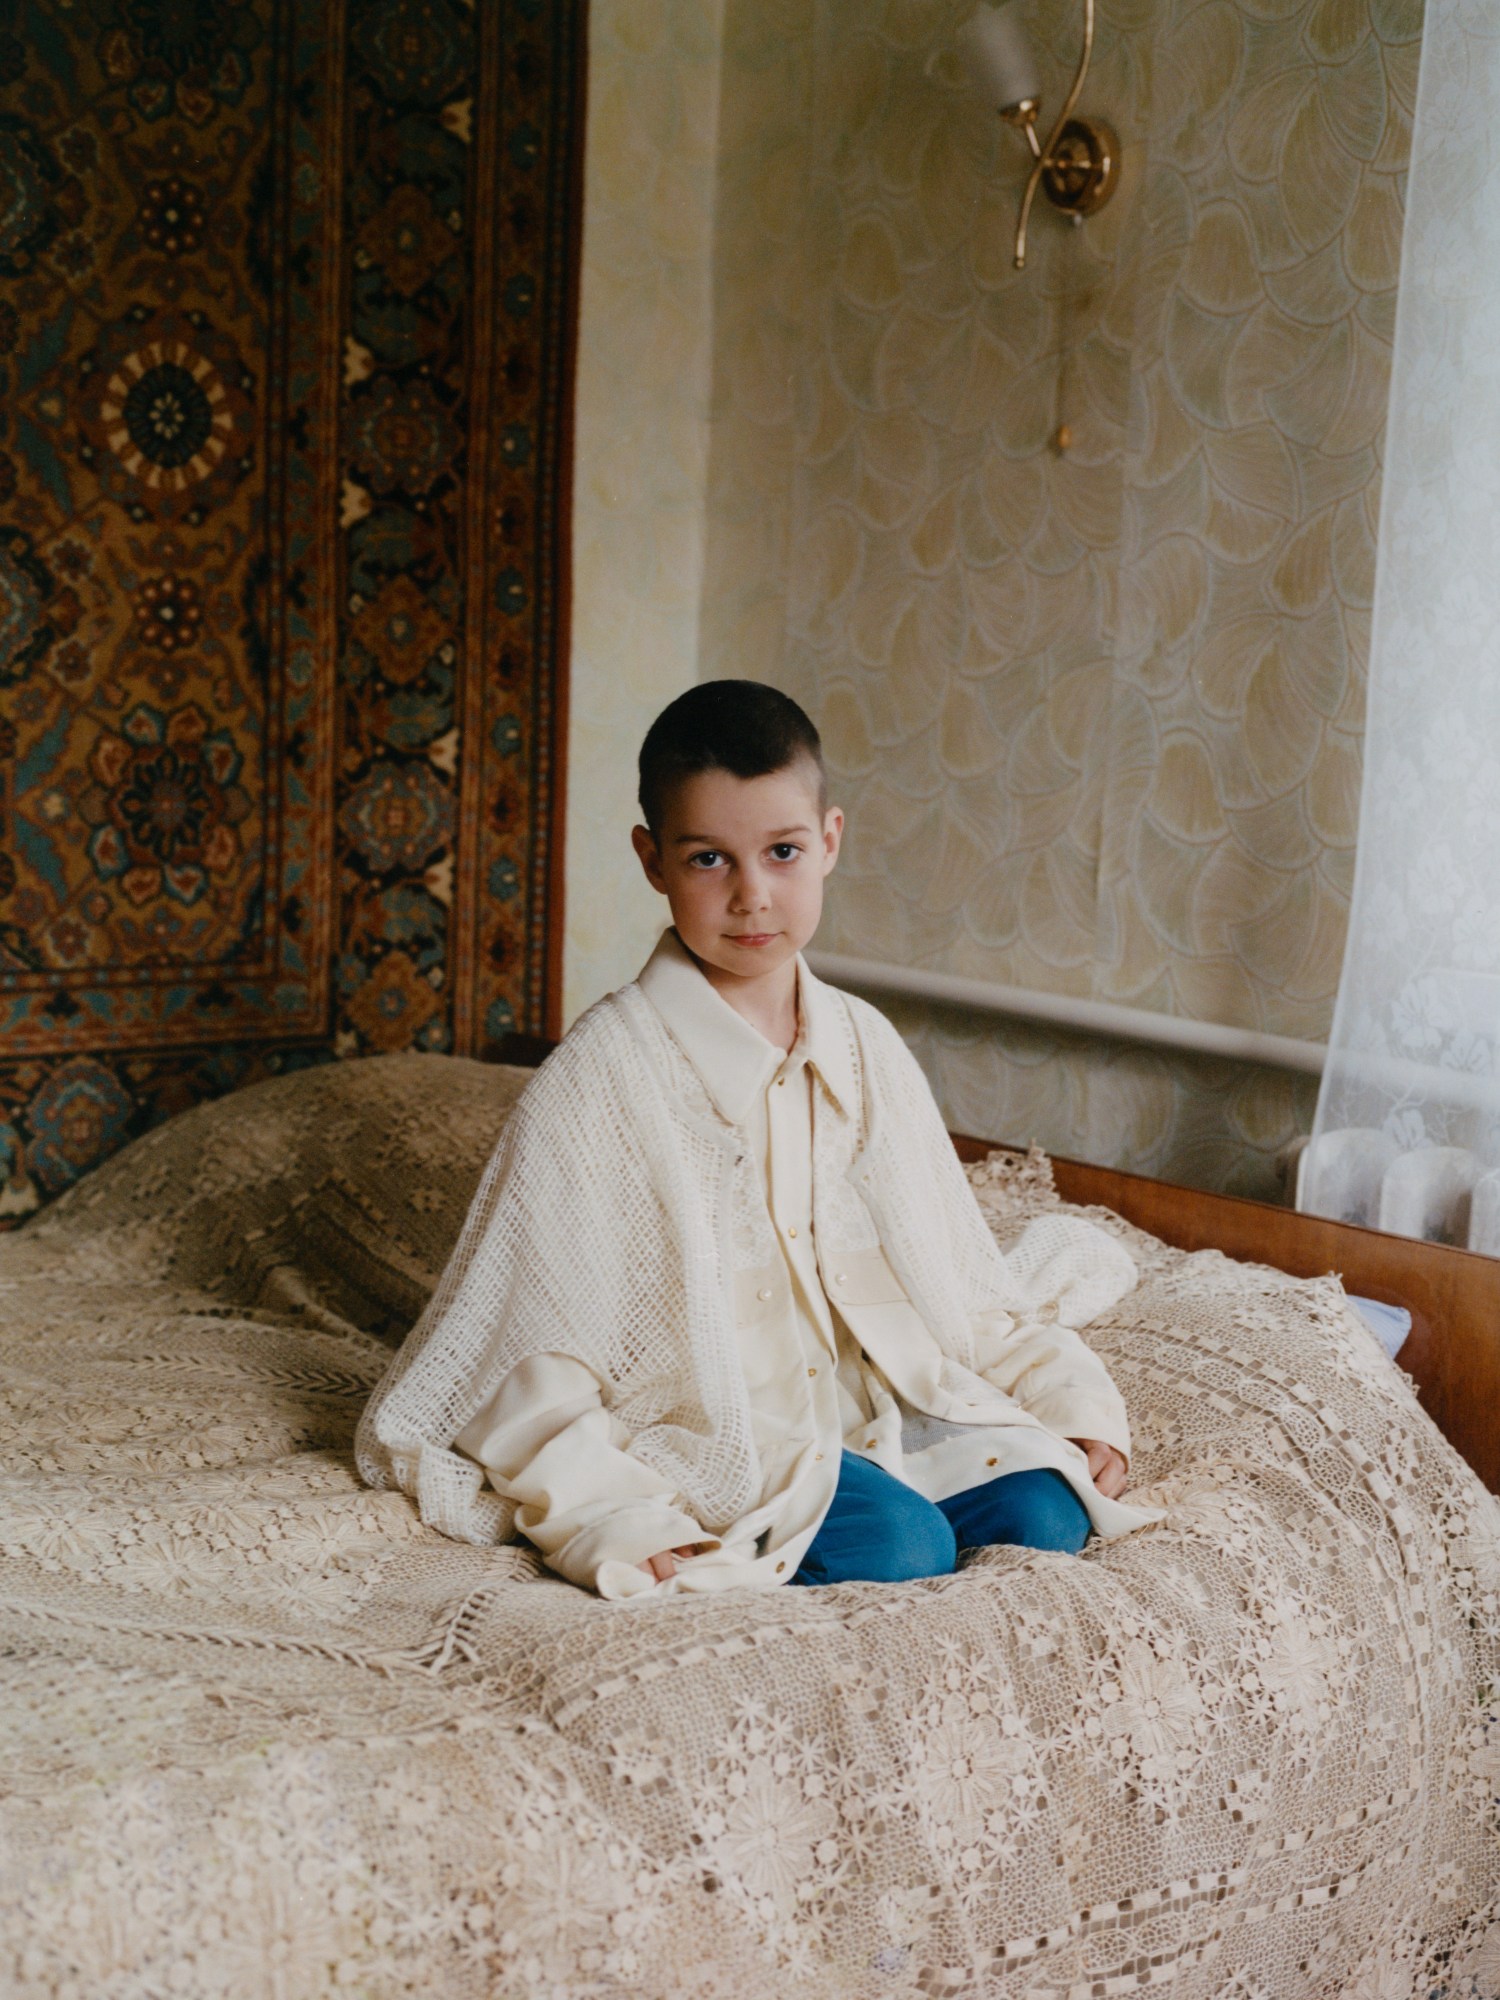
[690,0,1421,1197]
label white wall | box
[563,0,727,1022]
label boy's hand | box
[638,1543,709,1582]
[1069,1438,1128,1499]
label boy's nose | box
[731,869,772,911]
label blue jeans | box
[791,1448,1091,1586]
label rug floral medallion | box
[0,0,583,1219]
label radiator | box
[1293,1131,1500,1255]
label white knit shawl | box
[356,976,1134,1546]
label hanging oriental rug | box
[0,0,584,1220]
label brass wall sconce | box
[957,1,1118,270]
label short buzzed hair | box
[637,680,827,839]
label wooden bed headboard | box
[952,1138,1500,1497]
[495,1036,1498,1495]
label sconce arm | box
[1011,0,1096,269]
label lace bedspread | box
[2,1054,1497,1998]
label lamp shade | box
[955,2,1042,113]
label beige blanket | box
[2,1053,1497,1998]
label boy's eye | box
[687,850,723,869]
[770,843,801,862]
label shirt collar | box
[636,927,856,1128]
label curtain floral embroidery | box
[1307,0,1500,1247]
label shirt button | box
[757,1287,772,1301]
[776,1077,786,1086]
[815,1452,824,1461]
[864,1438,876,1449]
[807,1366,817,1377]
[776,1560,786,1573]
[787,1225,798,1239]
[987,1457,998,1467]
[834,1271,848,1286]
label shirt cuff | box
[536,1499,721,1593]
[1023,1386,1132,1464]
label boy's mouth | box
[727,932,778,946]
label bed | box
[3,1050,1498,1998]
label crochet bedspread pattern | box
[2,1054,1497,1999]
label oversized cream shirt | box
[454,929,1142,1599]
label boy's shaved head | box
[638,680,827,839]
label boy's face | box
[631,761,843,992]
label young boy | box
[357,681,1157,1598]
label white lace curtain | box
[1304,0,1500,1249]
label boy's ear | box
[820,805,844,876]
[631,822,669,896]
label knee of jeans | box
[869,1495,958,1582]
[1022,1477,1091,1555]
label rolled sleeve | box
[453,1352,715,1592]
[972,1318,1133,1464]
